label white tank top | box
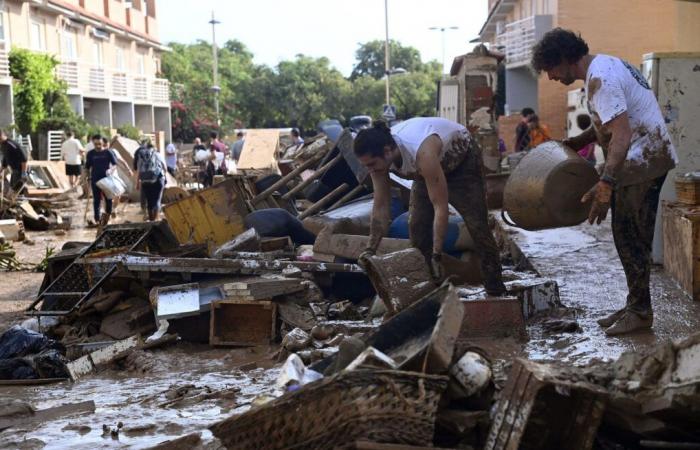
[390,117,468,177]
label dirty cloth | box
[390,117,469,179]
[585,54,677,186]
[611,174,666,316]
[0,326,63,360]
[409,137,505,294]
[0,349,68,380]
[245,208,316,246]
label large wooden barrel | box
[503,141,599,230]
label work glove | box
[357,249,375,270]
[581,181,613,225]
[428,252,444,283]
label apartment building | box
[480,0,700,140]
[0,0,171,141]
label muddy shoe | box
[86,220,98,229]
[605,312,653,336]
[596,308,626,328]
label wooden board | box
[210,300,277,346]
[237,129,281,175]
[663,202,700,301]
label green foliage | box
[9,49,62,134]
[161,39,442,138]
[116,124,142,141]
[86,124,110,140]
[350,40,425,80]
[35,245,55,273]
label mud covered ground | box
[1,192,699,448]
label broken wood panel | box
[422,285,464,374]
[210,300,277,346]
[313,230,411,260]
[484,358,607,450]
[663,202,700,301]
[237,129,281,174]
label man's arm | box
[366,171,392,253]
[563,126,597,151]
[600,112,632,180]
[416,136,449,255]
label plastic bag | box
[0,325,63,359]
[276,354,323,390]
[96,173,127,199]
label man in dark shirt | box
[514,107,535,152]
[0,129,28,192]
[85,134,116,227]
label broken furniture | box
[210,300,277,346]
[26,222,179,316]
[663,202,700,301]
[210,369,448,450]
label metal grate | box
[27,224,156,316]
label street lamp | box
[384,0,391,107]
[429,26,459,75]
[209,11,221,127]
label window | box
[115,47,125,71]
[92,40,103,65]
[31,20,45,51]
[63,32,76,60]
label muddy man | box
[353,118,506,296]
[532,28,678,335]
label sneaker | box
[604,311,653,336]
[596,308,626,328]
[86,220,98,229]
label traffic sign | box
[382,104,396,121]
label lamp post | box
[384,0,390,107]
[209,10,221,127]
[429,26,459,75]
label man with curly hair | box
[531,28,678,336]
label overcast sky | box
[158,0,488,76]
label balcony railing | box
[54,60,170,104]
[496,15,552,69]
[0,47,9,79]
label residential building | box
[479,0,700,140]
[0,0,171,141]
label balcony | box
[55,60,170,104]
[57,62,79,89]
[0,47,10,81]
[495,15,552,69]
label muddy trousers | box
[91,181,112,223]
[408,142,505,294]
[610,175,666,316]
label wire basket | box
[210,369,448,450]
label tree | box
[9,49,62,134]
[350,40,424,80]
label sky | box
[158,0,488,76]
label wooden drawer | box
[663,202,700,301]
[210,299,277,346]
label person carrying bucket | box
[532,28,678,335]
[353,118,506,297]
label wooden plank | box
[237,129,281,174]
[0,401,95,431]
[313,230,411,260]
[663,203,700,301]
[0,378,69,386]
[354,442,455,450]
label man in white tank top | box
[353,118,506,296]
[533,28,677,335]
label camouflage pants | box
[611,175,666,316]
[409,136,505,293]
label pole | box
[384,0,390,107]
[209,11,221,127]
[429,26,459,75]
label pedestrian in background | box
[165,140,178,176]
[514,107,534,152]
[84,134,116,228]
[0,130,27,193]
[527,114,552,149]
[136,141,167,221]
[61,131,84,188]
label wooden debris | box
[66,336,143,381]
[313,229,411,260]
[210,300,277,346]
[222,277,304,300]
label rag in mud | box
[0,326,68,380]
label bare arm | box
[563,126,597,151]
[366,171,392,253]
[416,136,449,255]
[600,112,632,180]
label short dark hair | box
[291,128,300,137]
[531,28,589,73]
[528,114,540,123]
[92,134,102,141]
[521,107,535,117]
[65,131,74,137]
[236,131,244,137]
[210,131,218,139]
[353,121,396,158]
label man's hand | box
[582,181,613,225]
[357,249,375,270]
[428,252,444,283]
